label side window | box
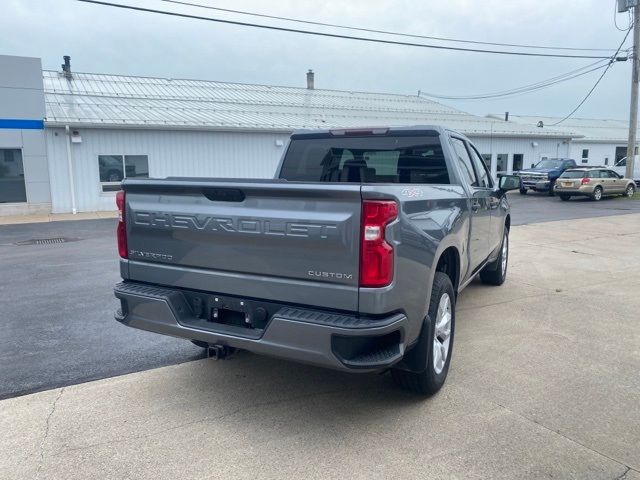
[606,170,620,179]
[468,144,492,188]
[450,137,478,187]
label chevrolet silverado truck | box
[114,126,520,395]
[517,158,577,195]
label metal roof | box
[42,69,575,138]
[489,114,632,143]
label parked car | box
[517,158,577,195]
[554,167,636,201]
[611,156,640,186]
[113,126,521,395]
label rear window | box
[278,136,449,184]
[560,171,586,179]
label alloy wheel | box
[433,293,452,375]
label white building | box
[488,114,638,168]
[2,54,581,216]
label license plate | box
[562,182,572,187]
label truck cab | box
[517,158,577,195]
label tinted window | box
[605,170,620,178]
[588,170,602,178]
[450,137,478,187]
[468,144,492,188]
[560,171,585,179]
[279,136,449,184]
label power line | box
[76,0,614,60]
[157,0,618,53]
[551,27,633,125]
[420,59,612,100]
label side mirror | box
[499,174,521,192]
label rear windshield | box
[278,136,449,184]
[560,171,585,178]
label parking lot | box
[1,195,639,479]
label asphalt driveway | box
[0,219,205,400]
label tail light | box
[360,200,398,288]
[116,190,128,259]
[581,177,590,185]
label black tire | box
[191,340,209,349]
[391,272,455,396]
[624,184,635,198]
[559,194,571,201]
[519,188,527,195]
[480,228,509,286]
[591,186,603,201]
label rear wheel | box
[480,228,509,286]
[391,272,455,396]
[519,188,527,195]
[624,184,635,198]
[591,186,603,201]
[559,194,571,201]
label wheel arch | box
[434,245,461,294]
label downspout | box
[65,125,77,214]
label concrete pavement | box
[1,214,639,479]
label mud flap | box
[391,314,433,373]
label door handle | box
[471,200,481,212]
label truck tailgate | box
[122,179,362,311]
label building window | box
[581,149,589,164]
[98,155,149,192]
[512,154,524,172]
[0,149,27,203]
[496,154,508,173]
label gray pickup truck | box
[114,126,520,395]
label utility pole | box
[626,4,640,179]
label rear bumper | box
[554,185,593,196]
[114,282,408,372]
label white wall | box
[567,142,625,167]
[467,136,571,175]
[45,128,289,213]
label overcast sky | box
[1,0,635,120]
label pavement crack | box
[614,467,631,480]
[493,401,638,474]
[35,387,65,479]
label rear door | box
[449,136,491,271]
[604,169,624,193]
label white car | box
[611,156,640,185]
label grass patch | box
[620,190,640,201]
